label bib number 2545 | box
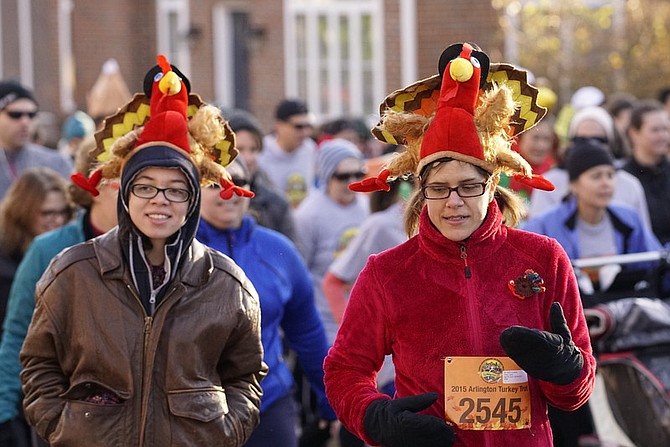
[458,397,522,424]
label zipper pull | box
[149,291,156,315]
[460,245,471,278]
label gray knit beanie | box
[316,138,364,187]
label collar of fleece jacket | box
[418,200,506,264]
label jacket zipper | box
[138,315,153,447]
[125,283,176,447]
[460,244,471,278]
[460,245,492,444]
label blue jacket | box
[197,216,336,419]
[0,214,87,422]
[523,199,661,263]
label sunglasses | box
[292,122,312,130]
[231,176,249,187]
[208,177,249,189]
[332,171,366,182]
[5,110,37,120]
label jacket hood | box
[117,145,202,311]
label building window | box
[156,0,191,75]
[284,0,385,121]
[213,6,253,110]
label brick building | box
[0,0,501,136]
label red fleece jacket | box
[324,201,596,446]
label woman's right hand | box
[363,392,455,447]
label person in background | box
[524,138,660,268]
[19,56,266,446]
[227,110,296,241]
[0,80,72,200]
[197,158,336,447]
[322,177,412,327]
[0,136,117,447]
[258,99,317,207]
[322,177,413,447]
[522,139,661,446]
[0,167,73,335]
[293,138,369,446]
[294,138,369,345]
[604,92,637,163]
[622,100,670,245]
[57,110,96,161]
[499,115,558,206]
[324,42,595,447]
[528,106,651,231]
[0,167,73,447]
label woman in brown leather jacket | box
[19,56,267,447]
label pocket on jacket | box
[49,399,126,447]
[167,388,232,445]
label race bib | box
[444,356,531,430]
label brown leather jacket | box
[20,228,267,446]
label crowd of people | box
[0,42,667,447]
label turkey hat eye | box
[142,63,191,97]
[437,43,490,88]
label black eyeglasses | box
[422,182,489,200]
[130,184,191,203]
[5,110,37,120]
[332,171,366,182]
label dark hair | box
[275,99,308,121]
[0,167,73,258]
[604,92,636,118]
[227,110,264,150]
[628,100,664,132]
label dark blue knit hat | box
[565,137,614,181]
[0,80,37,110]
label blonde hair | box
[0,168,73,258]
[69,134,97,208]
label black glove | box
[499,302,584,385]
[363,392,455,447]
[299,418,331,447]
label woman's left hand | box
[499,302,584,385]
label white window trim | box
[284,0,386,121]
[58,0,75,113]
[399,0,417,87]
[156,0,191,76]
[212,4,234,107]
[18,0,34,88]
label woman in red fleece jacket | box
[323,43,596,447]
